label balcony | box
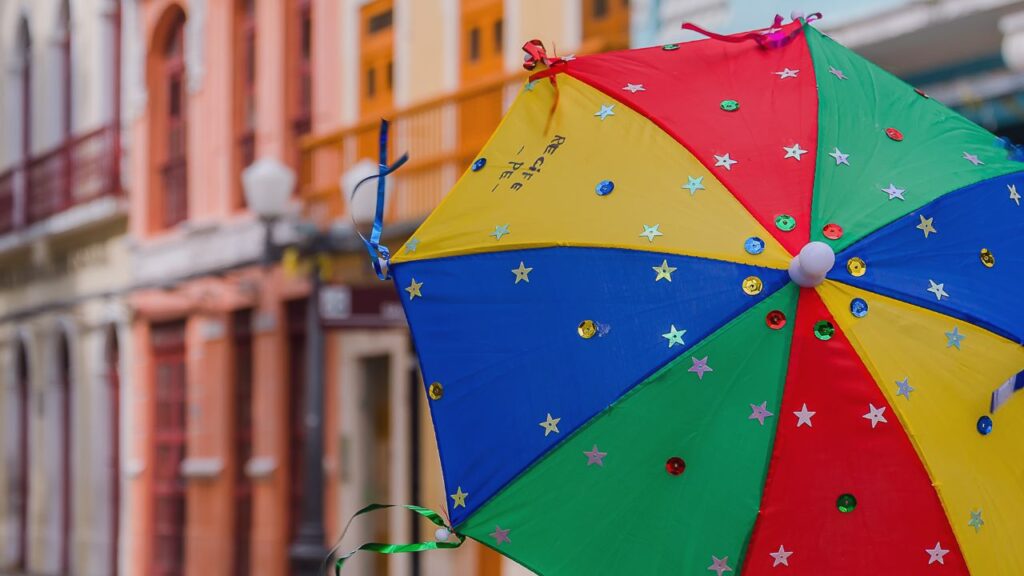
[0,125,121,237]
[298,73,524,224]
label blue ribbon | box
[352,119,409,280]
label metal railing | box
[0,124,120,233]
[297,73,525,224]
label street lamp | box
[242,157,348,574]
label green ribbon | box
[328,504,465,574]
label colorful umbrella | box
[384,15,1024,575]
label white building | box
[0,1,128,575]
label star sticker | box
[774,68,799,79]
[683,175,705,195]
[653,260,676,282]
[714,153,737,170]
[969,509,984,532]
[623,83,645,93]
[828,147,850,166]
[793,403,815,427]
[783,143,807,160]
[561,54,576,61]
[749,402,774,426]
[595,104,615,120]
[916,215,936,238]
[1010,184,1021,206]
[770,545,793,567]
[896,377,914,400]
[829,65,847,80]
[863,403,888,428]
[708,555,733,575]
[688,356,713,380]
[640,224,663,242]
[512,261,533,284]
[927,279,949,301]
[405,278,423,300]
[489,525,511,545]
[539,413,560,436]
[881,183,906,200]
[926,542,949,565]
[962,151,984,166]
[662,325,686,348]
[450,486,468,509]
[583,444,607,466]
[405,237,420,253]
[945,326,965,349]
[490,224,510,240]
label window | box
[151,8,188,230]
[232,310,254,576]
[17,17,31,165]
[468,26,481,62]
[57,332,71,574]
[359,1,394,116]
[235,0,257,208]
[493,19,503,53]
[13,341,29,570]
[582,0,631,51]
[151,321,187,576]
[460,0,503,81]
[292,0,312,137]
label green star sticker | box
[662,324,686,348]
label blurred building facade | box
[0,0,125,575]
[7,1,1024,576]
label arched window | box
[17,17,31,166]
[106,326,121,576]
[150,8,188,230]
[235,0,257,208]
[12,339,30,570]
[56,331,72,573]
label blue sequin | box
[472,158,487,172]
[744,237,765,255]
[596,180,615,196]
[850,298,868,318]
[977,415,993,435]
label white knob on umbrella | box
[788,241,835,287]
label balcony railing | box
[298,73,525,224]
[0,125,120,234]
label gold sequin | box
[428,382,444,400]
[742,276,763,295]
[578,320,597,339]
[980,248,995,268]
[846,257,866,277]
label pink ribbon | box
[682,13,821,49]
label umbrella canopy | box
[387,16,1024,575]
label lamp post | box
[243,157,346,574]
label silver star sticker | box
[828,147,850,166]
[962,151,984,166]
[881,183,906,200]
[594,104,615,120]
[749,402,774,426]
[1010,184,1021,206]
[863,403,888,428]
[770,545,793,567]
[682,176,705,195]
[783,143,807,160]
[945,326,965,349]
[969,509,984,532]
[793,403,815,428]
[774,68,799,79]
[405,237,421,253]
[639,224,663,242]
[490,224,511,240]
[714,153,737,171]
[622,83,645,93]
[927,279,949,301]
[926,542,949,565]
[896,377,914,400]
[829,65,848,80]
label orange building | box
[123,1,628,576]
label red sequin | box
[885,127,904,141]
[822,223,843,240]
[766,310,787,330]
[665,457,686,476]
[914,87,929,99]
